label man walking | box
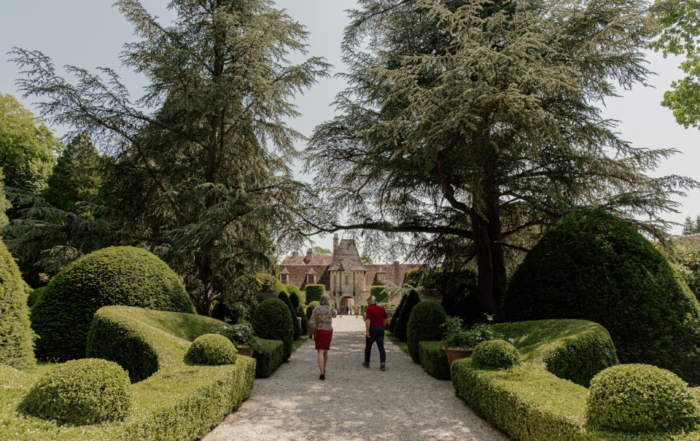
[363,296,388,371]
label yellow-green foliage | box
[304,284,324,303]
[0,238,36,371]
[0,305,256,441]
[305,301,320,321]
[471,340,521,370]
[285,284,304,309]
[419,341,450,380]
[185,334,237,366]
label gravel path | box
[203,315,508,441]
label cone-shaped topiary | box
[394,290,420,342]
[279,292,301,340]
[20,358,132,425]
[587,364,699,433]
[407,301,446,363]
[252,298,293,361]
[185,334,237,365]
[389,294,407,333]
[31,246,195,361]
[502,209,700,385]
[300,307,308,335]
[0,238,36,371]
[306,301,320,321]
[286,284,304,309]
[471,340,522,370]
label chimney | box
[333,234,339,255]
[305,248,313,263]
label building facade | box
[279,235,420,312]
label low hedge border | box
[253,339,284,379]
[419,341,450,380]
[0,306,256,441]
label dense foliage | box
[251,299,293,361]
[682,215,700,235]
[418,341,450,380]
[502,210,700,385]
[185,334,238,366]
[407,301,446,363]
[304,284,324,303]
[278,291,301,340]
[394,290,420,342]
[471,340,521,370]
[26,287,45,309]
[32,246,194,361]
[370,286,388,303]
[388,294,407,333]
[286,284,304,309]
[20,359,132,425]
[306,301,319,321]
[253,338,284,379]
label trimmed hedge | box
[253,338,284,378]
[305,284,325,303]
[389,294,407,333]
[471,340,521,370]
[185,334,237,366]
[32,246,194,362]
[279,292,301,340]
[26,287,45,309]
[286,284,304,309]
[587,364,699,433]
[502,209,700,385]
[20,359,132,425]
[419,341,450,380]
[2,305,256,440]
[370,286,388,303]
[407,301,446,363]
[300,309,308,335]
[0,238,36,371]
[252,299,293,361]
[394,290,420,342]
[306,301,320,321]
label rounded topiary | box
[252,298,293,361]
[389,294,407,333]
[31,246,195,362]
[407,301,446,363]
[305,284,325,303]
[279,292,301,340]
[286,284,304,309]
[502,209,700,385]
[0,238,36,371]
[20,358,132,425]
[185,334,237,366]
[471,340,521,369]
[306,301,320,321]
[587,364,699,433]
[26,287,46,309]
[394,290,420,342]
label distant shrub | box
[185,334,237,366]
[407,302,446,363]
[379,303,398,320]
[20,359,132,425]
[278,292,301,340]
[471,340,521,370]
[252,299,293,361]
[587,364,699,433]
[286,284,304,309]
[305,284,325,303]
[306,301,320,321]
[394,290,420,342]
[404,267,428,287]
[26,287,46,309]
[370,286,388,303]
[389,294,407,333]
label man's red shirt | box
[365,304,388,328]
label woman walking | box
[310,294,337,380]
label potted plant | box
[441,316,506,365]
[218,319,259,357]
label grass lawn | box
[386,331,409,356]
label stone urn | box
[256,279,277,303]
[237,345,254,357]
[443,347,474,366]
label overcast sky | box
[1,0,699,257]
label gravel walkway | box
[203,315,508,441]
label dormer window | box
[377,272,385,282]
[307,274,315,284]
[281,274,288,284]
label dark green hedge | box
[370,286,388,303]
[252,298,293,361]
[32,246,194,362]
[286,284,304,309]
[502,209,700,385]
[419,341,450,380]
[253,338,284,378]
[26,287,45,309]
[0,238,36,371]
[300,309,308,335]
[407,301,446,363]
[305,284,325,303]
[388,294,407,333]
[278,292,301,340]
[394,290,420,342]
[306,301,319,321]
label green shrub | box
[419,341,450,380]
[305,284,325,303]
[252,299,293,361]
[502,209,700,385]
[404,267,428,287]
[20,359,132,425]
[26,287,45,309]
[185,334,237,366]
[32,246,194,362]
[300,309,308,335]
[279,291,301,340]
[587,364,700,433]
[256,273,288,296]
[380,302,398,320]
[253,338,284,378]
[471,340,521,370]
[389,294,407,333]
[306,301,320,321]
[361,304,368,316]
[0,238,36,371]
[370,285,388,303]
[394,290,420,342]
[407,301,446,363]
[286,284,304,309]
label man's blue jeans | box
[365,327,386,365]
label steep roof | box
[328,239,366,271]
[280,255,333,265]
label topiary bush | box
[370,286,388,303]
[502,209,700,385]
[20,358,132,425]
[407,301,446,363]
[278,292,301,340]
[26,286,46,309]
[419,341,451,380]
[471,340,521,370]
[300,308,308,335]
[185,334,237,366]
[587,364,700,433]
[394,290,420,342]
[389,294,407,333]
[31,246,194,362]
[0,238,36,371]
[306,301,320,321]
[305,284,325,303]
[286,284,304,309]
[251,299,293,361]
[253,338,284,378]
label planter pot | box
[443,347,474,366]
[237,345,255,357]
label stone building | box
[279,234,420,312]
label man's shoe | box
[380,364,386,371]
[362,362,370,368]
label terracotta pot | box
[237,345,254,357]
[443,347,474,366]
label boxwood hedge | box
[407,301,446,363]
[185,334,237,366]
[418,341,450,380]
[252,339,284,378]
[304,284,325,303]
[26,287,45,309]
[306,301,320,321]
[252,299,293,361]
[286,284,304,309]
[471,340,521,370]
[394,290,420,342]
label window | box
[345,275,350,285]
[377,273,385,282]
[307,275,315,284]
[281,274,288,283]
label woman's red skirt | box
[315,329,333,351]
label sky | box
[1,0,699,257]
